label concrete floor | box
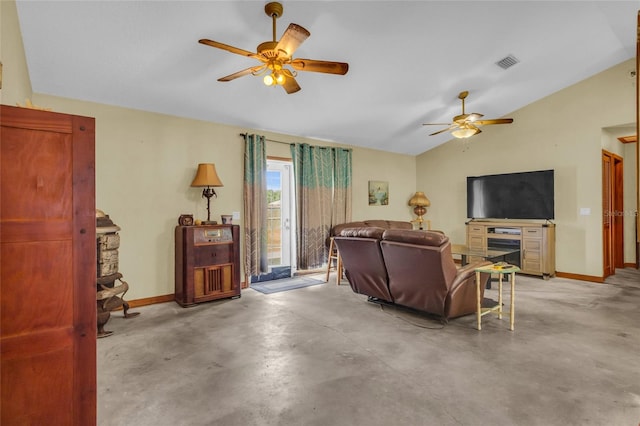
[98,268,640,426]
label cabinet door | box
[467,224,486,249]
[194,243,231,267]
[0,106,96,425]
[522,229,542,274]
[194,264,235,300]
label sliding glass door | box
[264,159,295,279]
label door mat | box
[250,276,325,294]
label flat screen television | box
[467,170,554,220]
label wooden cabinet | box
[1,105,96,424]
[175,225,241,306]
[466,220,556,279]
[467,223,486,250]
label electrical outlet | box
[232,211,240,220]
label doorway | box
[255,158,295,281]
[602,150,624,278]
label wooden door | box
[602,150,624,278]
[0,105,96,425]
[613,158,624,268]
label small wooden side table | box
[325,237,343,285]
[474,264,521,331]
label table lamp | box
[408,191,430,230]
[191,163,223,224]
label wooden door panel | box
[2,348,74,425]
[1,129,73,221]
[0,220,73,243]
[1,241,73,336]
[613,159,624,268]
[1,106,96,425]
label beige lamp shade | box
[191,163,223,187]
[408,191,430,207]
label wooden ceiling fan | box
[423,91,514,138]
[198,2,349,94]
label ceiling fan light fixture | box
[263,71,286,86]
[451,127,479,139]
[274,71,285,85]
[263,74,275,86]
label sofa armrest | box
[445,260,493,319]
[451,260,492,291]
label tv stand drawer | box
[468,224,485,235]
[522,227,542,238]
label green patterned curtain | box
[243,134,268,278]
[291,143,352,270]
[332,148,352,226]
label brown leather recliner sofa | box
[334,227,492,320]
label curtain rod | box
[239,133,351,151]
[239,133,291,146]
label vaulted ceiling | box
[15,1,639,155]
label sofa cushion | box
[330,220,412,237]
[339,226,386,239]
[382,229,449,247]
[363,220,413,230]
[332,222,367,236]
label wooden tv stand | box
[466,220,556,279]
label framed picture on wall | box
[368,180,389,206]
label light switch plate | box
[232,211,240,220]
[579,207,591,216]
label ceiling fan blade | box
[199,39,260,59]
[282,75,301,94]
[276,23,310,58]
[290,59,349,75]
[474,118,514,126]
[422,123,453,126]
[218,65,265,82]
[454,113,485,123]
[429,126,457,136]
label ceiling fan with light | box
[423,91,514,138]
[198,2,349,94]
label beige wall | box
[28,94,415,300]
[416,59,636,277]
[351,148,417,220]
[0,0,33,105]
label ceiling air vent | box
[496,55,519,70]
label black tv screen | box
[467,170,554,220]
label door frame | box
[266,156,296,275]
[602,149,624,277]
